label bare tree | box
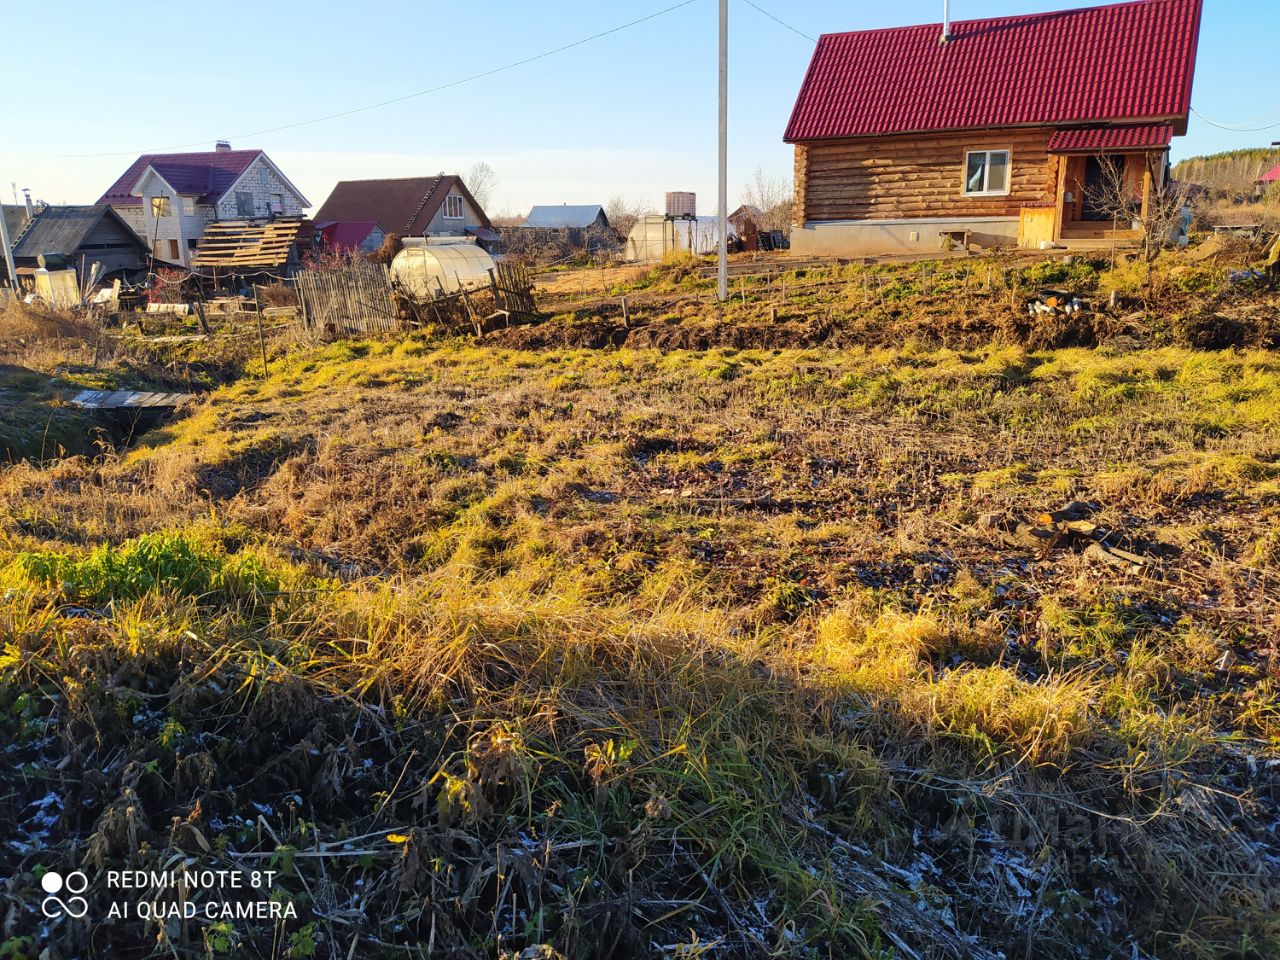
[467,162,498,210]
[604,196,650,240]
[741,167,793,234]
[1087,155,1194,309]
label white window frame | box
[962,149,1012,197]
[442,194,465,219]
[151,195,171,218]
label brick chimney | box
[215,141,232,152]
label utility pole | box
[0,197,16,295]
[717,0,728,303]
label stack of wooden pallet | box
[192,218,306,269]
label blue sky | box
[3,0,1275,215]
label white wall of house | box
[125,170,209,267]
[214,156,306,221]
[422,191,484,236]
[113,155,307,267]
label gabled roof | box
[312,175,491,236]
[522,205,607,229]
[98,149,264,206]
[785,0,1203,143]
[10,206,148,260]
[1258,164,1280,185]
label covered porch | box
[1019,125,1172,249]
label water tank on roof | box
[665,192,696,219]
[389,239,496,301]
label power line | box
[741,0,815,43]
[1191,106,1280,134]
[55,0,702,160]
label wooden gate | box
[295,262,398,336]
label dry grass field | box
[1,247,1279,959]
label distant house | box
[728,205,762,234]
[315,221,386,255]
[516,204,614,256]
[784,0,1204,256]
[312,176,496,249]
[1257,164,1280,197]
[9,205,149,279]
[522,205,610,231]
[97,142,310,267]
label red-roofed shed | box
[785,0,1204,256]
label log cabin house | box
[784,0,1203,257]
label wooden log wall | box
[795,128,1060,224]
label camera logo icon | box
[40,871,89,919]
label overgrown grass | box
[1,334,1278,959]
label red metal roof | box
[316,221,381,251]
[1047,124,1173,153]
[1258,164,1280,185]
[98,150,264,207]
[785,0,1203,143]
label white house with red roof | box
[784,0,1203,256]
[97,142,309,267]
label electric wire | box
[1191,106,1280,134]
[740,0,815,42]
[54,0,702,159]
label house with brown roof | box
[312,176,495,250]
[97,142,309,268]
[785,0,1204,256]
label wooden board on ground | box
[70,389,197,410]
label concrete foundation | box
[790,216,1019,257]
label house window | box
[167,239,180,261]
[963,150,1011,196]
[151,196,170,218]
[443,195,465,219]
[235,191,255,217]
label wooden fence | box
[295,262,397,336]
[489,260,538,325]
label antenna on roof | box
[940,0,951,43]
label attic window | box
[443,195,465,219]
[963,150,1011,196]
[235,192,255,217]
[151,196,170,218]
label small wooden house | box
[10,205,149,278]
[785,0,1204,256]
